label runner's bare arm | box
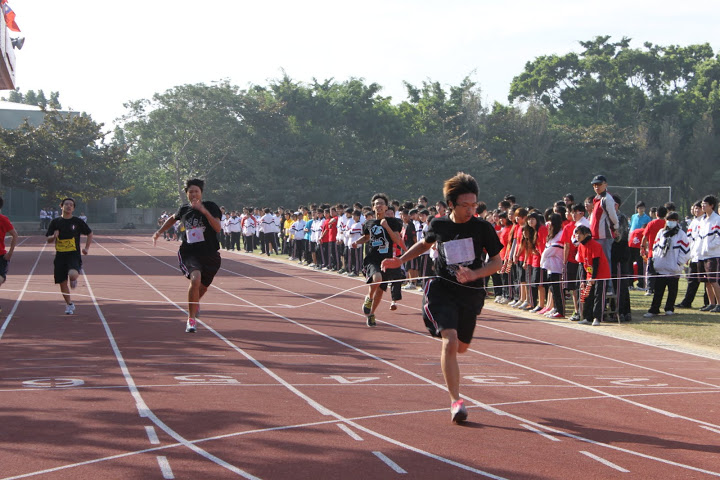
[82,232,93,255]
[153,216,178,246]
[455,254,502,284]
[382,238,432,271]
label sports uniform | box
[175,202,222,287]
[47,216,92,285]
[422,216,502,343]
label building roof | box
[0,100,77,129]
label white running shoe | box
[451,399,468,423]
[64,303,75,315]
[591,319,601,326]
[185,318,197,333]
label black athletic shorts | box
[364,262,404,291]
[699,257,720,284]
[54,253,82,284]
[422,278,486,344]
[564,262,580,290]
[530,266,542,286]
[0,257,8,280]
[178,251,222,287]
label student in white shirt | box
[346,210,364,276]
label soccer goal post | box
[610,186,672,209]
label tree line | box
[2,36,719,211]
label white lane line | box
[124,240,720,478]
[0,240,45,341]
[156,456,174,479]
[580,451,629,473]
[145,426,160,444]
[337,423,363,441]
[118,240,508,480]
[373,451,407,474]
[520,424,560,442]
[700,425,720,435]
[84,247,262,480]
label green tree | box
[0,112,129,203]
[120,81,259,207]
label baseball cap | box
[591,175,607,185]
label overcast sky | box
[7,0,720,129]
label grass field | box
[621,281,720,350]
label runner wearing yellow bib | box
[46,198,93,315]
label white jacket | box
[698,211,720,260]
[540,232,564,274]
[652,228,691,275]
[687,217,702,262]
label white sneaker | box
[578,319,591,325]
[508,300,519,307]
[390,301,397,311]
[591,319,601,326]
[517,301,529,309]
[643,312,656,318]
[664,311,675,316]
[64,303,75,315]
[185,318,197,333]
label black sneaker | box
[675,303,691,309]
[366,314,376,327]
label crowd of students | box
[204,175,720,324]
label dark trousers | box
[583,279,607,321]
[348,246,363,274]
[649,276,679,314]
[549,272,564,316]
[320,242,335,269]
[679,261,701,307]
[294,239,306,260]
[230,232,241,251]
[611,259,631,315]
[646,258,657,292]
[243,234,254,252]
[259,232,266,253]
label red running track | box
[0,234,719,479]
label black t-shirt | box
[427,216,502,290]
[46,216,92,255]
[174,201,222,255]
[362,216,403,265]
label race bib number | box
[442,237,475,265]
[186,227,205,244]
[55,238,76,253]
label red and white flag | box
[1,0,20,33]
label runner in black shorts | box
[351,193,406,327]
[382,172,502,424]
[154,179,222,333]
[46,198,93,315]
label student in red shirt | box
[0,196,18,296]
[510,208,529,308]
[561,204,588,320]
[527,213,547,313]
[574,225,611,326]
[641,206,668,296]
